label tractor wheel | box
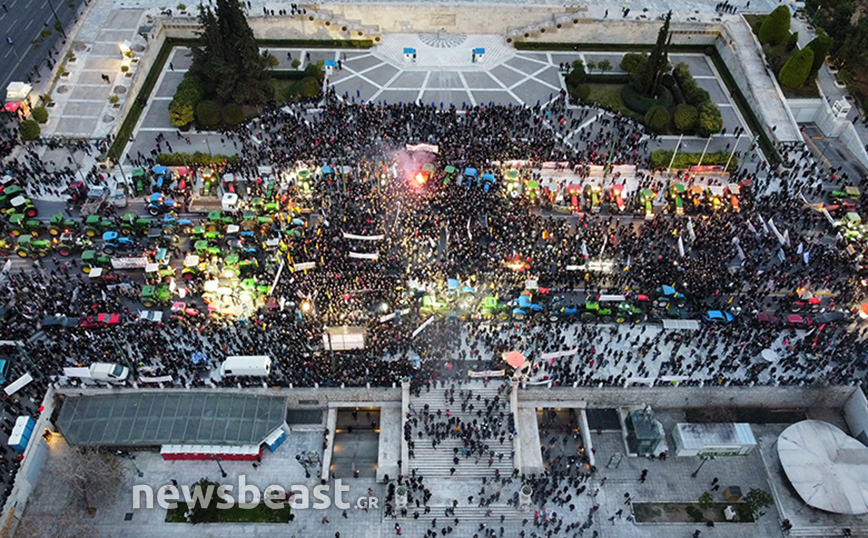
[37,250,47,258]
[16,249,27,258]
[30,230,40,237]
[25,208,37,218]
[85,228,97,237]
[513,313,525,321]
[549,314,559,322]
[82,266,91,274]
[788,304,802,313]
[148,207,160,217]
[49,228,60,236]
[633,317,643,324]
[142,299,155,308]
[533,312,544,322]
[206,224,218,232]
[602,316,612,323]
[58,247,72,257]
[615,316,626,324]
[10,229,20,237]
[581,313,595,322]
[498,313,509,322]
[121,227,133,236]
[103,246,116,255]
[183,272,195,281]
[675,299,687,308]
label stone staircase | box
[385,504,535,538]
[788,527,862,537]
[407,381,515,480]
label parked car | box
[785,315,813,329]
[80,313,121,328]
[703,310,734,323]
[753,312,780,328]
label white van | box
[88,362,130,383]
[219,356,272,377]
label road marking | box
[23,18,33,31]
[2,47,10,59]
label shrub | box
[291,58,301,70]
[620,52,646,73]
[644,106,670,133]
[169,100,195,127]
[222,103,245,127]
[566,60,587,87]
[621,84,673,115]
[169,73,204,128]
[685,506,705,523]
[785,31,799,52]
[156,152,239,166]
[19,120,40,140]
[778,47,814,88]
[108,95,120,104]
[805,32,833,77]
[574,84,591,102]
[31,106,48,124]
[673,104,698,133]
[696,101,724,136]
[121,65,129,73]
[759,5,791,45]
[304,61,325,82]
[298,77,321,99]
[195,100,221,129]
[650,150,736,170]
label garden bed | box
[166,503,291,523]
[582,83,642,120]
[633,502,754,524]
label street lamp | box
[690,455,714,478]
[210,454,227,478]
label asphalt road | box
[0,0,85,96]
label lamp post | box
[210,454,227,478]
[46,0,67,38]
[690,455,714,478]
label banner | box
[689,165,725,172]
[468,369,505,378]
[111,257,149,269]
[540,349,577,360]
[412,316,435,338]
[342,232,385,241]
[294,262,316,271]
[349,252,379,260]
[139,375,173,384]
[405,143,439,154]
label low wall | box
[520,385,856,410]
[845,388,868,447]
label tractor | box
[201,168,218,196]
[101,231,138,255]
[131,167,149,197]
[141,284,172,308]
[206,211,235,233]
[615,301,643,323]
[54,231,90,257]
[9,213,44,237]
[511,292,544,321]
[668,184,686,216]
[146,192,176,216]
[505,170,521,198]
[479,296,510,321]
[152,165,171,193]
[161,211,194,235]
[639,189,656,220]
[608,184,627,212]
[443,165,456,187]
[48,212,76,236]
[15,236,51,258]
[482,173,496,193]
[83,214,115,237]
[581,298,614,323]
[144,261,175,285]
[181,254,205,281]
[420,295,450,317]
[194,239,222,258]
[583,184,602,213]
[81,250,112,273]
[120,213,155,236]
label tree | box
[698,492,714,511]
[573,84,591,102]
[169,73,204,127]
[805,31,833,77]
[759,5,791,45]
[31,106,48,124]
[169,100,195,127]
[195,100,222,129]
[620,52,646,73]
[19,120,40,140]
[785,31,800,52]
[566,60,587,88]
[265,53,279,69]
[644,106,670,133]
[304,60,325,82]
[598,59,612,75]
[189,0,273,104]
[298,77,321,99]
[673,104,698,133]
[586,60,596,73]
[66,446,124,513]
[291,58,301,70]
[778,47,814,88]
[632,11,672,97]
[222,103,244,127]
[696,102,723,136]
[742,488,774,519]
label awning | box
[1,102,22,113]
[4,373,32,396]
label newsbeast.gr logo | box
[132,477,378,510]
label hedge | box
[19,120,40,141]
[650,149,737,171]
[778,47,814,89]
[759,5,791,46]
[620,52,645,73]
[673,104,698,133]
[156,152,240,166]
[222,103,245,127]
[621,84,672,115]
[805,33,832,77]
[195,100,221,130]
[644,106,670,133]
[31,106,48,124]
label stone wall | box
[520,384,857,410]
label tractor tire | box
[142,300,155,308]
[789,304,802,313]
[16,250,27,258]
[37,250,47,258]
[533,312,544,322]
[103,246,116,255]
[615,316,626,324]
[498,313,509,322]
[25,208,37,218]
[49,228,60,236]
[602,316,612,323]
[206,224,218,233]
[183,273,195,281]
[82,266,91,274]
[148,208,160,217]
[58,247,72,257]
[513,313,525,321]
[581,313,595,322]
[675,299,687,308]
[10,229,20,237]
[549,314,559,322]
[121,228,133,236]
[85,229,97,237]
[30,230,40,237]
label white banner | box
[111,257,149,269]
[343,232,385,241]
[412,316,435,338]
[677,236,684,258]
[405,143,439,154]
[139,375,173,383]
[468,369,505,378]
[294,262,316,271]
[540,349,577,360]
[349,252,379,260]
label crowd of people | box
[0,84,865,519]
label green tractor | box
[206,211,234,233]
[54,231,90,257]
[120,213,155,236]
[181,254,206,281]
[443,165,456,187]
[141,284,172,308]
[48,212,76,236]
[194,239,222,258]
[131,167,149,197]
[615,301,644,324]
[144,262,175,285]
[479,295,510,321]
[581,299,614,323]
[81,249,112,273]
[83,214,115,237]
[1,190,37,217]
[420,294,450,317]
[9,213,44,237]
[15,236,51,257]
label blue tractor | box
[463,168,478,189]
[482,173,496,193]
[153,165,170,193]
[146,192,176,216]
[512,292,544,321]
[102,231,136,255]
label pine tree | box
[634,11,672,97]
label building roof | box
[57,392,286,447]
[778,420,868,515]
[675,423,757,449]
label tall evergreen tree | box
[190,0,272,104]
[633,11,672,97]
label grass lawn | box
[166,503,291,523]
[272,79,302,105]
[583,84,642,120]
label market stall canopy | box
[778,420,868,515]
[1,101,21,113]
[5,82,31,102]
[503,350,526,368]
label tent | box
[503,350,526,368]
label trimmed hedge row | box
[620,84,673,115]
[155,152,240,166]
[649,149,737,171]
